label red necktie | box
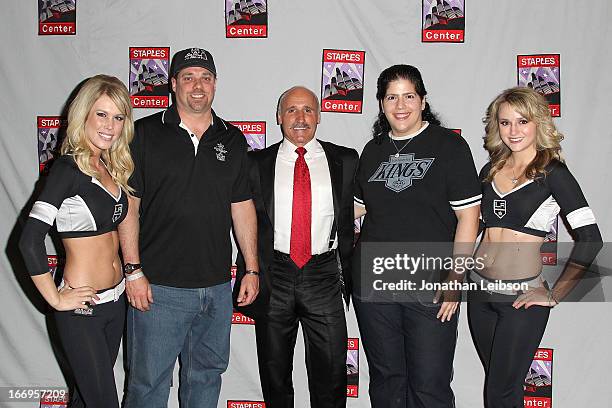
[290,147,311,268]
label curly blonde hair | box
[483,87,563,182]
[61,74,134,193]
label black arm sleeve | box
[548,161,603,266]
[19,157,77,276]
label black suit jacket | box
[234,139,359,320]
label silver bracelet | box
[125,271,145,282]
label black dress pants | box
[254,251,347,408]
[353,297,458,408]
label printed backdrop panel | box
[1,2,612,408]
[422,0,465,42]
[518,54,561,117]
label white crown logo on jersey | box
[368,153,435,193]
[185,48,208,60]
[493,199,506,219]
[112,204,123,222]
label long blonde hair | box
[61,74,134,193]
[483,87,563,182]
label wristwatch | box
[123,263,142,275]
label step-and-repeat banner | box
[2,1,611,407]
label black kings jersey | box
[480,160,597,238]
[29,155,127,238]
[20,155,128,276]
[355,124,481,242]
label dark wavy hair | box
[372,64,441,144]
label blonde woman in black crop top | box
[19,75,134,408]
[469,87,602,408]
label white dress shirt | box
[274,138,337,254]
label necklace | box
[390,136,414,158]
[507,159,524,184]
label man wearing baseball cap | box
[120,47,259,407]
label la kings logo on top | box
[493,199,506,219]
[368,153,434,192]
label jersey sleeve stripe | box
[29,201,58,225]
[567,207,596,230]
[354,196,365,207]
[449,194,482,206]
[451,199,481,210]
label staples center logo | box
[39,0,76,35]
[37,116,67,173]
[230,121,266,151]
[225,0,268,38]
[227,401,266,408]
[517,54,561,117]
[129,47,170,109]
[524,348,553,406]
[347,338,359,397]
[422,0,465,43]
[321,49,365,114]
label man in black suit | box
[235,86,358,408]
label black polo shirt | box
[129,104,251,288]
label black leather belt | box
[274,250,336,262]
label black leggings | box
[467,291,550,408]
[54,293,126,408]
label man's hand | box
[231,198,259,305]
[237,274,259,306]
[126,274,153,311]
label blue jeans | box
[124,282,232,408]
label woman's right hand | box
[53,284,99,311]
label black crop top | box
[480,159,602,265]
[19,155,128,275]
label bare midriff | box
[62,231,123,290]
[475,227,545,281]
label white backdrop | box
[1,1,611,407]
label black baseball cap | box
[170,48,217,78]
